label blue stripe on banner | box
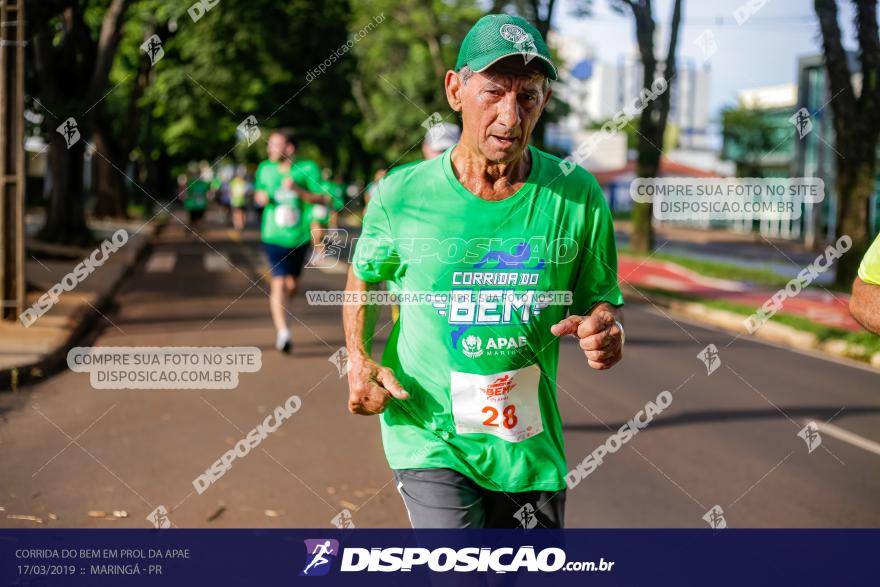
[1,529,876,585]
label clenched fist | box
[346,354,409,415]
[550,309,624,370]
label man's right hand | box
[255,190,269,207]
[346,354,409,415]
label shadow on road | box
[562,405,880,433]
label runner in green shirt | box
[343,14,624,529]
[183,173,210,232]
[850,232,880,334]
[254,130,332,353]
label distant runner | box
[422,122,461,160]
[309,170,345,262]
[229,166,248,232]
[344,15,624,528]
[182,167,210,234]
[255,130,332,353]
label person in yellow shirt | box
[850,233,880,334]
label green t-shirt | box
[858,233,880,286]
[256,159,323,248]
[311,179,345,225]
[352,145,623,492]
[185,179,210,211]
[381,161,422,296]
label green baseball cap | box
[455,14,557,81]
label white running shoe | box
[276,329,292,354]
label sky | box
[552,0,863,120]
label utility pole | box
[0,0,25,321]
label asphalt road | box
[1,212,879,529]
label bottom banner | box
[1,529,875,585]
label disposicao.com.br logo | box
[300,539,340,577]
[299,540,614,575]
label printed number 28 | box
[482,405,518,429]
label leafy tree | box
[349,0,483,167]
[612,0,684,253]
[814,0,880,287]
[721,106,778,177]
[28,0,133,244]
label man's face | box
[447,57,551,163]
[267,133,286,162]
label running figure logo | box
[139,34,164,65]
[300,539,339,577]
[330,508,356,529]
[697,344,721,375]
[237,115,261,146]
[513,503,538,529]
[789,107,813,139]
[798,421,822,453]
[693,29,717,63]
[56,117,80,149]
[481,374,516,402]
[328,347,351,378]
[146,505,171,529]
[702,505,727,530]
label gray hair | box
[458,64,549,91]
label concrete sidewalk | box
[0,218,159,391]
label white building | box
[547,34,713,157]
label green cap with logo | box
[455,14,557,81]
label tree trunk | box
[40,133,89,245]
[632,109,663,251]
[91,118,128,218]
[834,149,876,286]
[814,0,880,287]
[32,0,132,244]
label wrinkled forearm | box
[850,277,880,335]
[343,268,382,361]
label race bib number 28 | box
[450,364,543,443]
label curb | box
[0,219,162,392]
[622,285,880,369]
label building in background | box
[792,53,880,247]
[547,34,713,160]
[722,55,879,246]
[722,83,797,177]
[547,39,880,247]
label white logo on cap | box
[499,24,529,43]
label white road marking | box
[809,421,880,457]
[204,252,230,272]
[145,251,176,272]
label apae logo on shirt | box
[459,334,530,359]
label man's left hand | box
[550,308,623,370]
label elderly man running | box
[343,14,625,528]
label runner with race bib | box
[255,129,332,353]
[343,15,625,528]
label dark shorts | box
[263,242,310,278]
[188,209,205,223]
[392,468,565,529]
